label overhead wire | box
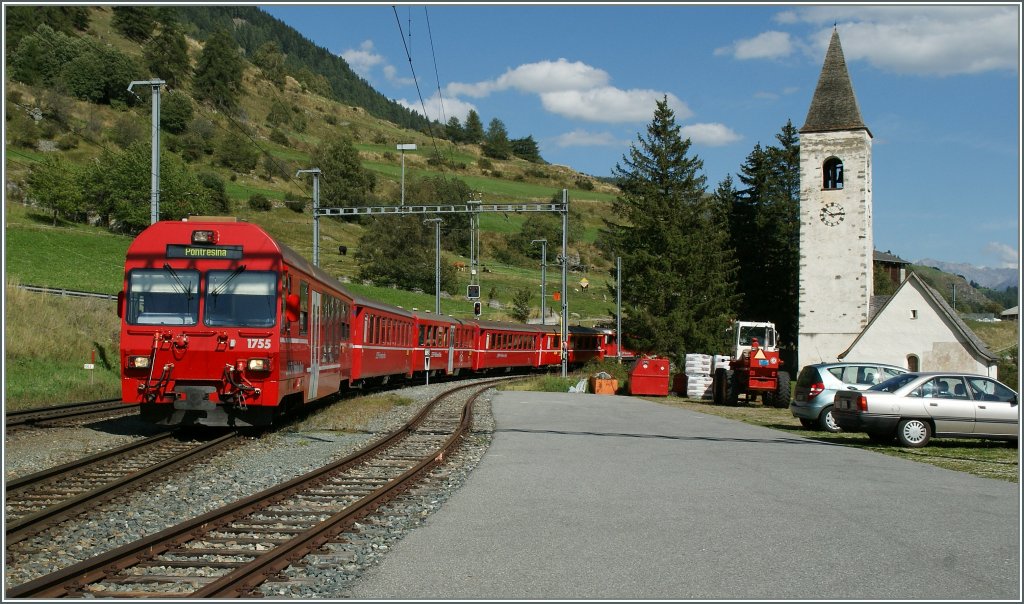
[391,4,446,178]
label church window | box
[909,309,918,320]
[823,157,844,189]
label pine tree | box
[482,118,512,160]
[252,41,286,90]
[463,110,484,145]
[144,24,190,89]
[511,135,543,163]
[312,135,377,208]
[605,97,739,363]
[729,121,800,367]
[112,6,156,42]
[445,116,464,143]
[193,28,244,111]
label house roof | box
[873,250,910,265]
[1001,306,1019,317]
[800,29,872,137]
[840,272,997,362]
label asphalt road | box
[345,391,1020,600]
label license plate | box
[795,393,806,402]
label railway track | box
[6,377,506,598]
[5,399,136,430]
[5,431,242,546]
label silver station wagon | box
[833,372,1019,447]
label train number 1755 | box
[247,338,272,349]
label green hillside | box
[5,6,622,326]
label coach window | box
[298,282,309,335]
[823,157,844,189]
[125,268,199,326]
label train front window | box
[205,270,277,327]
[126,268,199,325]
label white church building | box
[796,30,999,377]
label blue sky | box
[259,3,1021,271]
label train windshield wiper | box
[162,263,195,301]
[210,265,247,298]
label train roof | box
[474,319,559,334]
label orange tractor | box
[711,321,791,408]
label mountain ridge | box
[916,258,1019,291]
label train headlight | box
[192,230,218,244]
[128,355,151,369]
[247,358,270,372]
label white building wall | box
[842,283,994,376]
[798,129,873,369]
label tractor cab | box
[732,321,778,358]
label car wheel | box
[896,418,931,447]
[798,418,815,428]
[817,405,841,433]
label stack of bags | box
[683,353,714,399]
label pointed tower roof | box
[801,29,871,137]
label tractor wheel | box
[725,370,739,406]
[773,371,792,408]
[712,368,726,405]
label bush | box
[477,158,492,170]
[248,194,272,211]
[285,200,304,213]
[269,129,288,145]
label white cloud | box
[715,31,794,60]
[797,6,1018,76]
[340,40,383,77]
[680,123,743,146]
[540,88,692,123]
[444,58,685,124]
[397,94,477,124]
[446,58,610,98]
[551,129,621,148]
[984,242,1019,269]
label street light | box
[424,218,443,314]
[397,144,416,206]
[532,239,547,325]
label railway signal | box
[473,301,482,317]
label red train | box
[118,217,620,427]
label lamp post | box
[424,218,443,314]
[532,239,547,325]
[397,144,416,206]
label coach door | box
[447,326,455,374]
[307,290,321,399]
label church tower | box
[798,29,873,368]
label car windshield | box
[870,372,919,392]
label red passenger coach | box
[119,218,351,427]
[348,294,414,385]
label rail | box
[5,377,508,598]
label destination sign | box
[166,244,243,259]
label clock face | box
[819,202,845,226]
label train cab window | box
[205,270,277,328]
[125,268,199,326]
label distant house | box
[873,249,910,286]
[839,272,998,377]
[1001,306,1019,322]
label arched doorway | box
[906,354,920,372]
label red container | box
[629,357,670,396]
